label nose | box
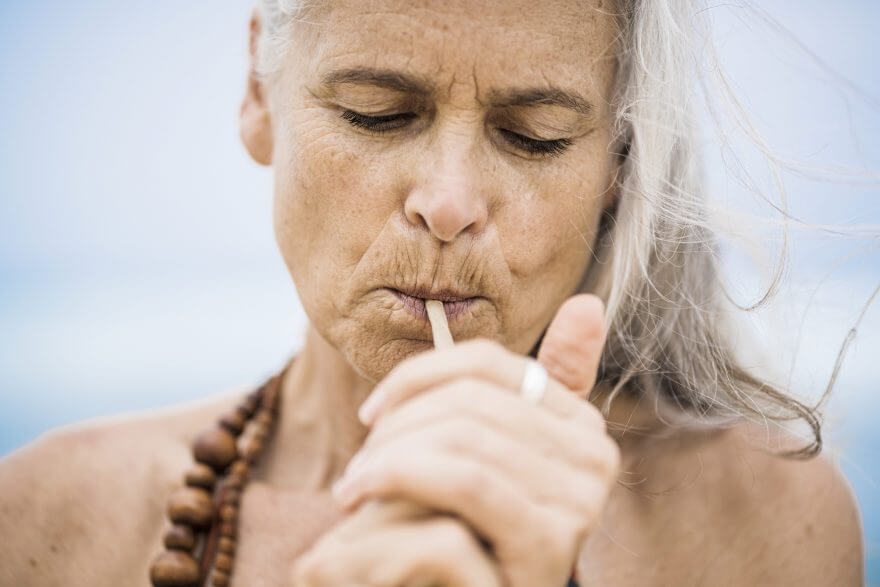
[404,142,488,243]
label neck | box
[259,326,664,491]
[260,323,374,491]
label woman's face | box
[245,0,619,382]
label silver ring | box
[519,359,549,405]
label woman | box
[0,0,864,585]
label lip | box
[388,288,480,321]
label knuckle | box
[426,517,476,554]
[544,332,583,360]
[454,463,492,504]
[434,416,497,456]
[531,521,572,562]
[434,419,474,453]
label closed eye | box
[341,110,416,132]
[340,109,573,157]
[497,129,572,157]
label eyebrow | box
[491,87,595,118]
[321,68,432,95]
[320,67,594,117]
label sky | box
[0,0,878,582]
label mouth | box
[387,288,481,321]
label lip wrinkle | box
[394,286,479,303]
[389,288,477,322]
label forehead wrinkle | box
[321,67,434,96]
[318,64,598,119]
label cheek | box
[501,154,610,280]
[272,112,396,293]
[496,142,613,349]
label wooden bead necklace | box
[148,356,582,587]
[148,360,288,587]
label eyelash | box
[497,129,572,157]
[341,110,416,132]
[340,110,572,157]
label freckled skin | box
[0,2,863,586]
[266,0,620,382]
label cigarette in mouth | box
[426,300,454,350]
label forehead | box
[293,0,620,106]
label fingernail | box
[345,451,367,476]
[331,472,361,506]
[358,391,384,425]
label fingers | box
[358,379,610,473]
[293,510,503,587]
[358,339,519,425]
[359,339,596,427]
[333,445,539,548]
[338,414,613,518]
[537,294,606,399]
[328,446,589,587]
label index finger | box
[357,339,595,426]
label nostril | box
[411,211,430,232]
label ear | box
[240,9,273,166]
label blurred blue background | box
[0,0,877,582]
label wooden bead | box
[184,464,216,490]
[218,536,236,555]
[149,550,200,587]
[211,572,230,587]
[224,475,243,490]
[255,409,273,427]
[219,412,245,435]
[163,524,196,551]
[251,423,269,444]
[230,460,249,479]
[243,440,263,463]
[219,504,238,524]
[193,428,238,471]
[215,553,233,573]
[168,487,214,528]
[219,521,237,539]
[222,488,241,507]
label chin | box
[341,334,435,383]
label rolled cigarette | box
[354,303,454,538]
[426,300,454,349]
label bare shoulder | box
[0,390,243,586]
[590,422,864,586]
[708,424,864,586]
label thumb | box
[536,294,606,399]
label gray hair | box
[254,0,824,457]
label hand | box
[291,498,502,586]
[334,294,620,587]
